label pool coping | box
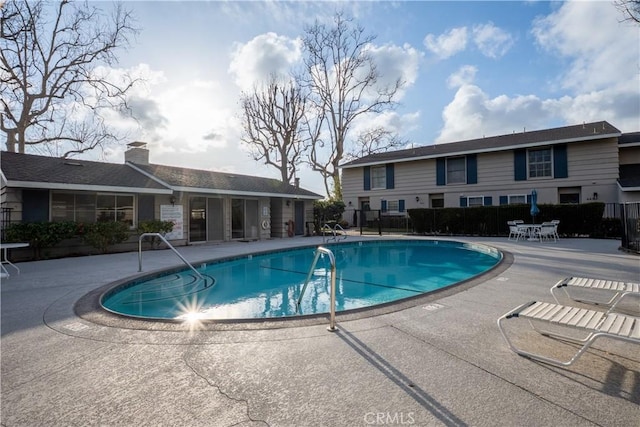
[75,242,513,331]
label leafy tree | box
[240,75,312,183]
[1,0,140,157]
[300,12,404,199]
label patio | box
[1,236,638,426]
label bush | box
[137,220,175,248]
[81,221,130,253]
[4,221,77,259]
[313,200,346,234]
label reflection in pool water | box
[101,240,501,321]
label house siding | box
[341,135,624,209]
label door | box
[189,197,206,242]
[207,198,224,241]
[294,201,305,235]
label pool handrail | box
[296,246,338,331]
[138,233,205,281]
[322,223,347,243]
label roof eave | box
[170,185,321,199]
[5,180,173,194]
[340,131,621,169]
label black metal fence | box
[1,208,11,242]
[620,202,640,253]
[348,203,639,253]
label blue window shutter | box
[484,196,492,206]
[466,154,477,184]
[554,144,568,178]
[436,158,446,186]
[386,163,395,189]
[459,197,468,207]
[526,194,531,204]
[364,166,371,191]
[499,195,508,205]
[514,149,527,181]
[381,200,387,212]
[399,199,405,212]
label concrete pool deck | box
[1,236,638,426]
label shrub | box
[4,221,77,259]
[81,221,130,253]
[137,220,175,248]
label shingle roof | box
[1,151,170,193]
[132,163,321,198]
[619,132,640,145]
[0,151,323,199]
[341,121,621,168]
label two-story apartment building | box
[340,121,640,221]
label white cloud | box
[228,32,302,91]
[532,0,640,92]
[423,27,468,59]
[472,22,514,59]
[447,65,477,88]
[365,42,423,99]
[437,82,553,143]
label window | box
[387,200,399,212]
[51,192,133,225]
[467,196,483,207]
[431,199,444,208]
[371,166,386,189]
[508,195,526,204]
[446,157,466,184]
[528,147,552,178]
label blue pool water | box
[101,240,501,321]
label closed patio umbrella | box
[530,189,540,223]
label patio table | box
[1,242,29,277]
[517,224,542,241]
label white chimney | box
[124,141,149,165]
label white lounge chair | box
[497,301,640,366]
[551,276,640,312]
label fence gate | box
[620,202,640,253]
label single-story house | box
[1,142,322,245]
[340,121,640,221]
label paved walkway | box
[1,236,638,426]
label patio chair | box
[550,220,560,240]
[538,222,557,242]
[507,221,526,241]
[497,301,640,366]
[551,276,639,312]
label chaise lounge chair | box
[497,301,640,366]
[550,276,640,312]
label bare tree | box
[1,0,140,157]
[300,12,404,200]
[240,76,312,184]
[345,127,407,162]
[615,0,640,23]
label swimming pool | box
[101,240,502,321]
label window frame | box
[508,194,527,205]
[527,147,553,179]
[446,156,466,185]
[51,191,136,226]
[370,165,387,190]
[467,196,484,207]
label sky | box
[41,1,640,196]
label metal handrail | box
[296,246,338,331]
[322,223,347,243]
[138,233,204,281]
